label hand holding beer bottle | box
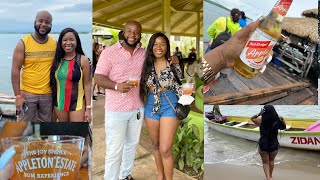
[234,0,292,78]
[203,20,260,84]
[203,0,292,85]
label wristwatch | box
[114,83,118,90]
[202,57,216,86]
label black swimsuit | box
[258,119,286,152]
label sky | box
[208,0,317,19]
[0,0,92,33]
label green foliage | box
[195,75,204,113]
[173,113,204,179]
[107,29,120,45]
[92,26,204,59]
[170,36,203,58]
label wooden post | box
[196,11,200,58]
[162,0,171,38]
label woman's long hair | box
[50,27,85,103]
[260,105,280,142]
[139,32,171,99]
[261,105,280,135]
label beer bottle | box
[234,0,293,78]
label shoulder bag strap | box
[154,71,176,112]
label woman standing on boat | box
[50,28,92,122]
[140,32,182,180]
[251,105,286,180]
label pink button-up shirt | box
[95,42,145,111]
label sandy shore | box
[204,163,320,180]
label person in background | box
[238,11,247,28]
[206,8,242,53]
[251,105,286,180]
[188,47,197,63]
[92,42,99,101]
[140,33,182,180]
[174,47,184,78]
[50,28,92,122]
[11,10,56,122]
[118,30,124,42]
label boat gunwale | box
[205,118,320,135]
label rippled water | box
[205,105,320,119]
[205,126,320,167]
[0,33,92,95]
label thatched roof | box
[282,17,317,43]
[93,0,203,37]
[301,9,317,19]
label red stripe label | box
[246,41,271,48]
[272,0,292,16]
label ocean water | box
[204,0,253,43]
[204,105,320,168]
[0,33,92,95]
[204,0,317,42]
[205,105,320,119]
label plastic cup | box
[128,78,139,88]
[1,135,84,180]
[182,83,194,95]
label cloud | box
[39,0,92,12]
[53,3,92,12]
[0,0,92,33]
[0,1,33,7]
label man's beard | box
[34,24,51,37]
[123,36,140,47]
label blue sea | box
[205,105,320,119]
[0,33,92,95]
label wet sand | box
[204,121,320,180]
[205,163,320,180]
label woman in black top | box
[251,105,286,180]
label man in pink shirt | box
[96,21,179,180]
[94,21,146,180]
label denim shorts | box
[145,90,178,121]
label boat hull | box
[205,118,320,151]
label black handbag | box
[163,94,190,120]
[162,65,190,120]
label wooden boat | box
[205,115,320,151]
